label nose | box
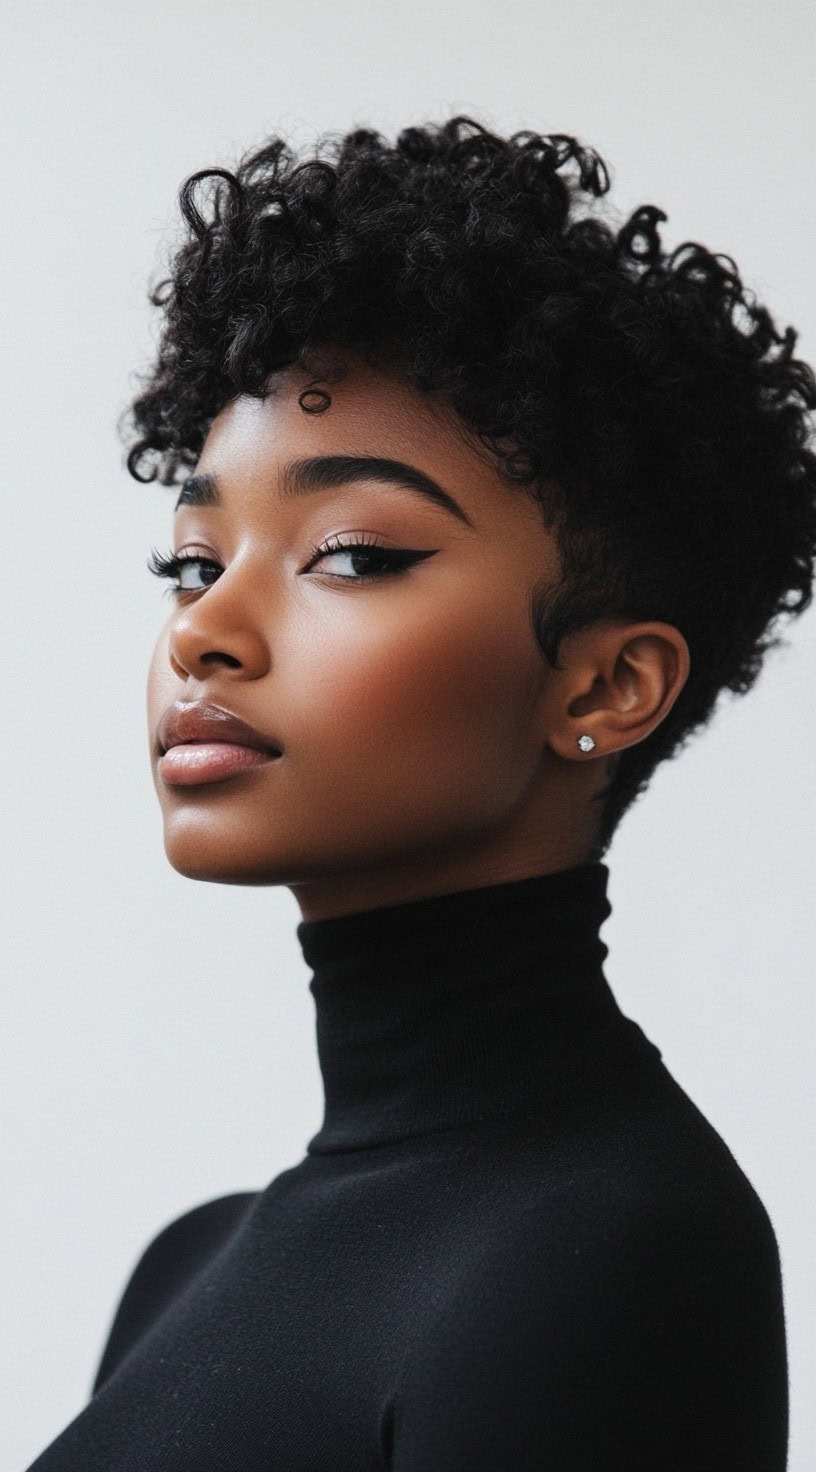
[166,577,271,683]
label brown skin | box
[147,356,690,921]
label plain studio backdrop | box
[2,1,814,1467]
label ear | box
[545,620,691,762]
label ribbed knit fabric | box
[26,862,788,1469]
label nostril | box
[200,652,242,668]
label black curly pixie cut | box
[126,116,816,857]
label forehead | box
[197,358,547,539]
[203,359,467,464]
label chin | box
[160,811,293,887]
[164,847,298,887]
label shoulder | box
[389,1078,787,1467]
[92,1191,258,1393]
[511,1059,787,1343]
[433,1125,781,1361]
[541,1041,785,1275]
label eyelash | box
[146,533,433,596]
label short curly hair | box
[126,115,816,856]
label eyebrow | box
[173,454,475,527]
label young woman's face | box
[146,356,598,919]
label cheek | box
[147,626,176,735]
[291,585,538,797]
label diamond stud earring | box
[577,734,596,753]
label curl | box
[298,384,332,414]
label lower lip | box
[158,742,282,786]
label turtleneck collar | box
[297,861,631,1154]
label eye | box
[146,536,440,595]
[147,547,223,595]
[305,532,438,581]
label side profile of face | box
[147,355,689,920]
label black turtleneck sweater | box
[26,863,788,1469]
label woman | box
[29,116,813,1469]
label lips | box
[157,700,282,757]
[156,700,282,786]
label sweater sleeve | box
[388,1192,788,1471]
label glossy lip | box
[156,700,283,758]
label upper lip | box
[157,700,282,756]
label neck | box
[296,860,647,1154]
[290,821,598,923]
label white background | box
[2,1,814,1466]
